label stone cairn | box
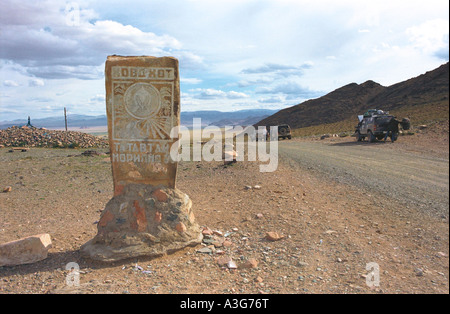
[0,126,108,148]
[81,56,203,262]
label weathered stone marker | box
[81,56,202,262]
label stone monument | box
[81,56,203,262]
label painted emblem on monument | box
[124,83,161,119]
[113,79,173,141]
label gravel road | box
[279,139,449,218]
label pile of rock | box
[0,126,109,148]
[320,133,341,140]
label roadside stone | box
[227,260,238,269]
[202,227,214,236]
[216,255,233,266]
[265,232,284,241]
[0,234,52,266]
[239,258,258,269]
[2,186,12,193]
[212,230,223,237]
[297,261,309,267]
[212,239,224,248]
[223,240,233,247]
[414,268,424,277]
[197,246,214,254]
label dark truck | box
[277,124,292,140]
[355,109,410,143]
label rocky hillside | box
[257,62,449,129]
[0,126,109,148]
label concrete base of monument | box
[81,184,203,262]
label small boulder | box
[216,255,233,266]
[0,234,52,266]
[3,186,12,193]
[239,258,259,269]
[265,232,284,241]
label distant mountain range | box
[256,62,449,130]
[180,109,278,127]
[0,114,107,130]
[0,109,279,130]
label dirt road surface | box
[279,139,449,219]
[0,128,448,295]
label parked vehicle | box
[355,109,410,143]
[277,124,292,140]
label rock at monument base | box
[0,234,52,267]
[81,184,203,262]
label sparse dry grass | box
[291,101,449,137]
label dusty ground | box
[0,124,448,295]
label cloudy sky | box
[0,0,448,120]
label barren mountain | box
[256,62,449,129]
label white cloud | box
[26,65,103,80]
[181,77,203,84]
[406,19,450,60]
[189,88,226,99]
[90,94,106,102]
[227,91,250,99]
[78,20,182,55]
[0,0,201,80]
[241,63,312,75]
[189,88,250,100]
[238,77,274,88]
[258,95,286,104]
[3,80,19,87]
[26,96,54,103]
[28,78,45,87]
[256,81,323,98]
